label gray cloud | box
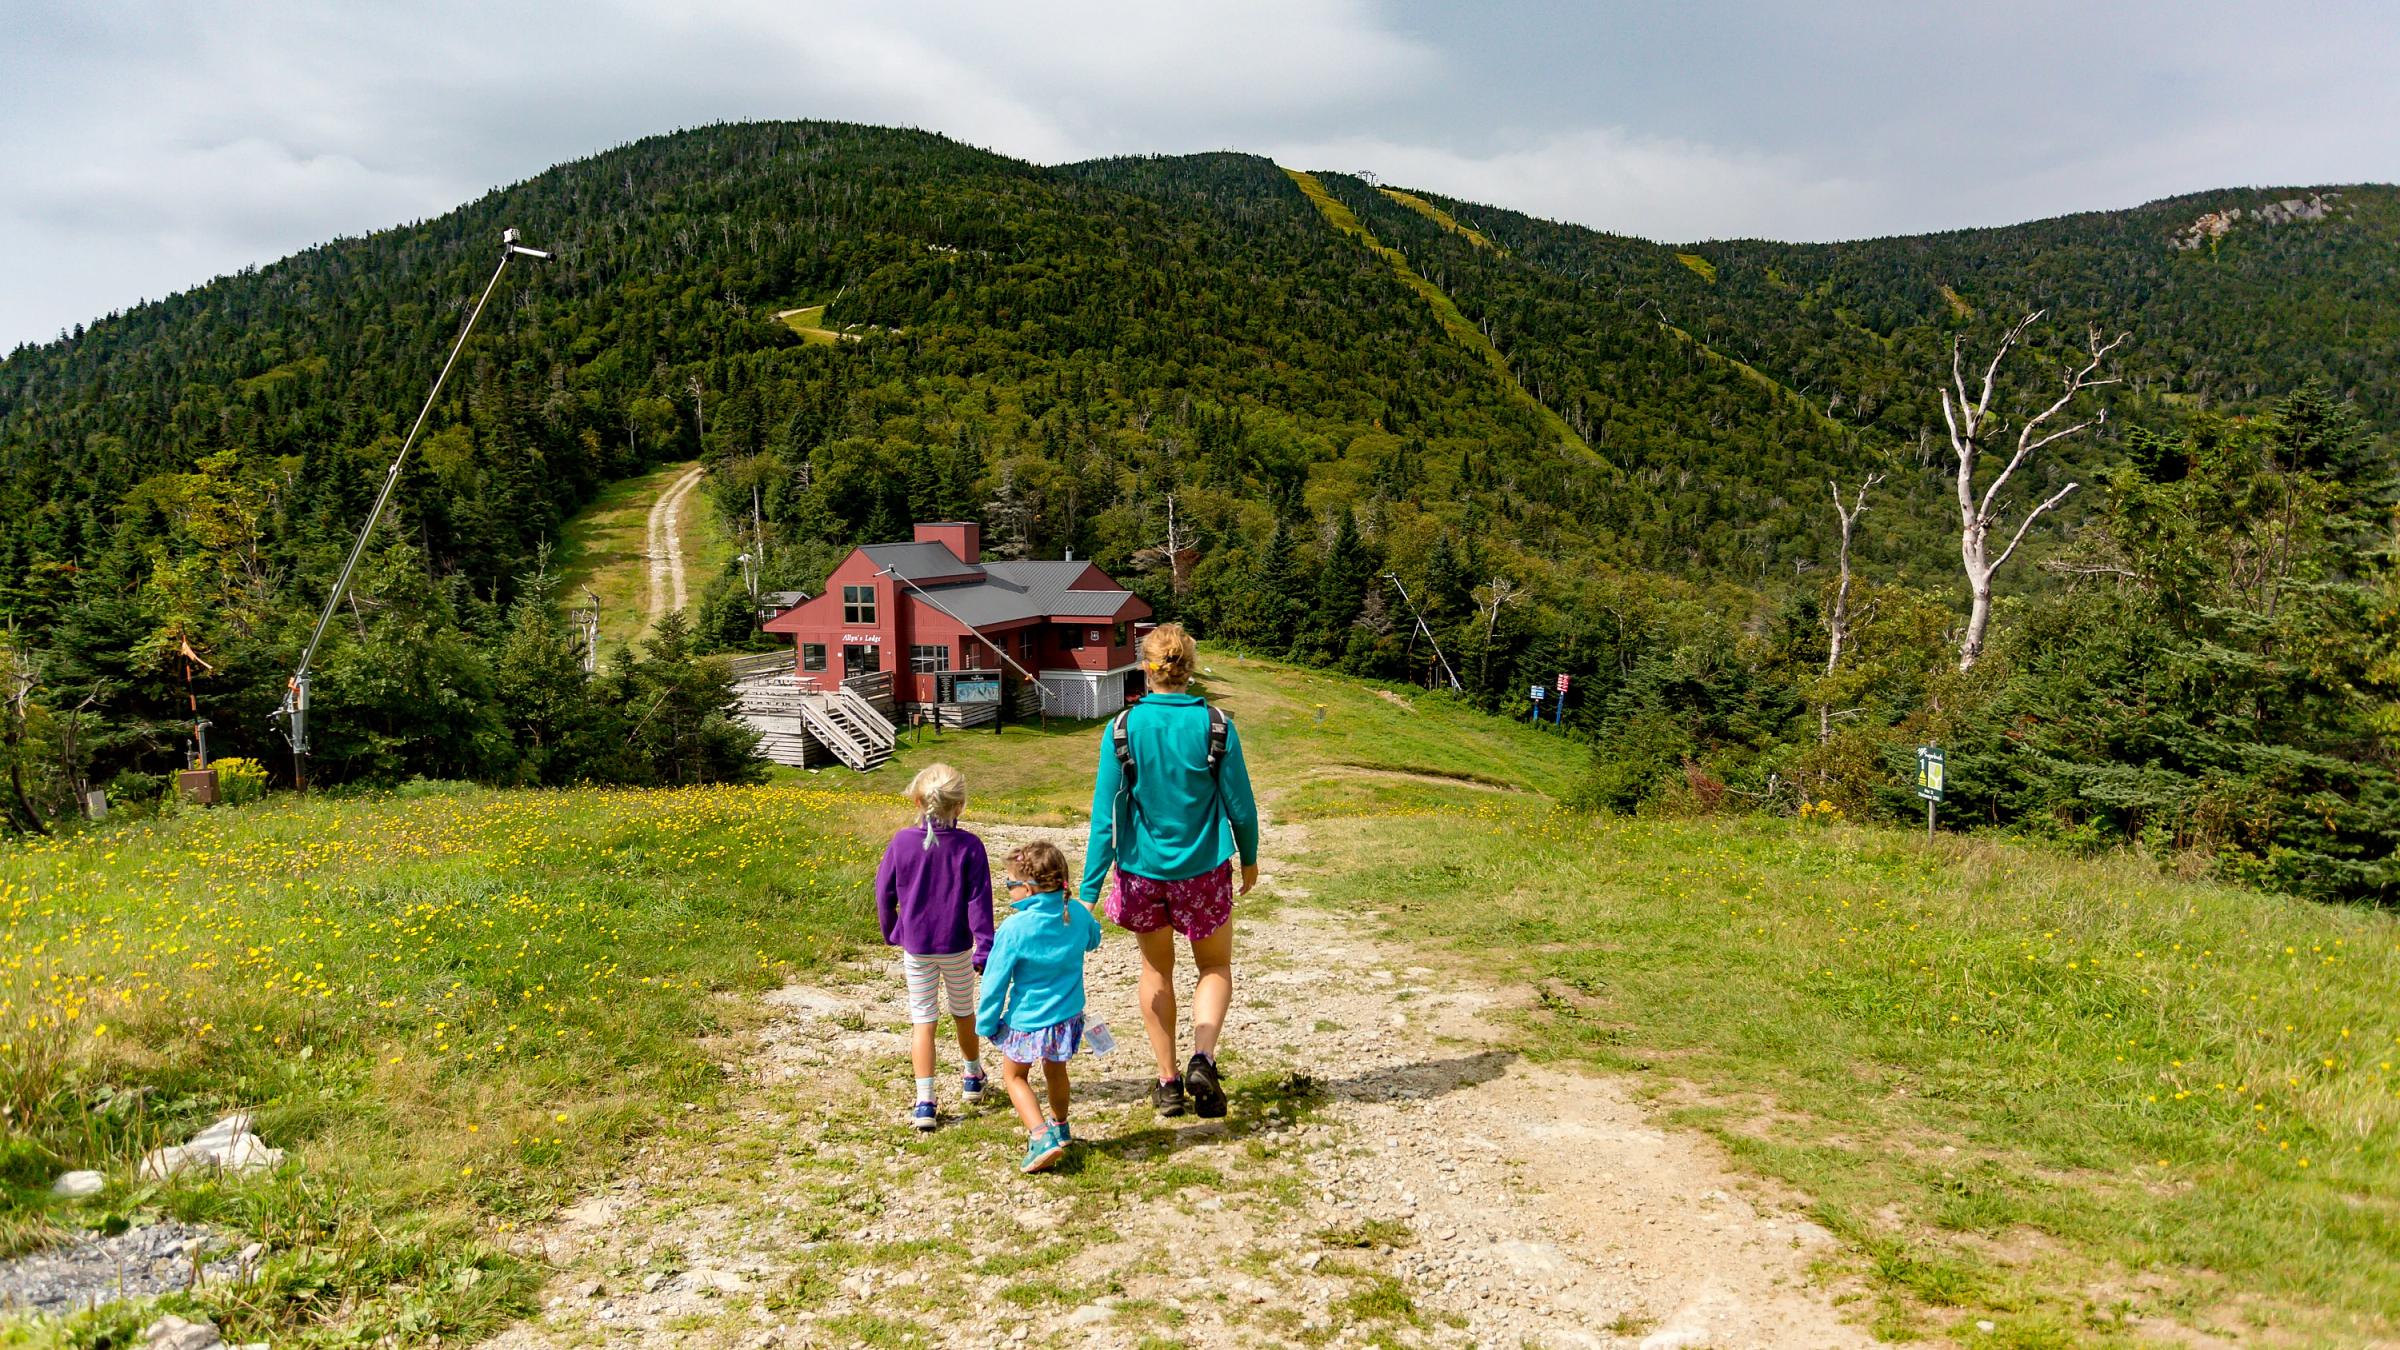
[4,0,2396,348]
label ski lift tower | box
[273,229,552,785]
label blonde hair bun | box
[1140,623,1198,689]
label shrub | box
[211,756,268,806]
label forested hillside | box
[0,121,2393,900]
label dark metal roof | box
[914,564,1140,627]
[860,541,978,582]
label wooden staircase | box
[733,675,896,772]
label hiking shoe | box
[1186,1053,1226,1119]
[961,1068,988,1104]
[1153,1078,1188,1118]
[1054,1120,1072,1144]
[1021,1124,1068,1174]
[911,1101,938,1132]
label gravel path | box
[643,465,704,632]
[481,820,1872,1348]
[0,1221,258,1318]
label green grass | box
[854,648,1585,824]
[11,641,2396,1343]
[551,460,732,658]
[0,781,891,1344]
[1304,800,2400,1340]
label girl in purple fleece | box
[874,763,995,1131]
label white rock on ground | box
[49,1170,105,1198]
[138,1112,285,1181]
[141,1315,221,1350]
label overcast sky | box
[5,0,2396,350]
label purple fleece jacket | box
[873,821,995,965]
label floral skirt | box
[993,1014,1084,1065]
[1103,861,1234,941]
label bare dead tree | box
[1473,576,1522,645]
[1131,492,1201,598]
[1472,575,1524,689]
[2,641,49,835]
[1941,311,2129,670]
[1825,473,1884,678]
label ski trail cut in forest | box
[554,461,716,660]
[646,466,705,630]
[1282,166,1600,468]
[775,305,862,345]
[1378,187,1503,253]
[484,818,1874,1349]
[1363,179,1850,443]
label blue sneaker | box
[961,1067,988,1104]
[1021,1123,1067,1174]
[1054,1120,1072,1144]
[911,1100,938,1132]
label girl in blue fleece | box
[976,840,1103,1173]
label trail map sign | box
[1917,745,1945,840]
[955,676,1000,705]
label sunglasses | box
[1005,877,1036,892]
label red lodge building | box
[762,522,1154,720]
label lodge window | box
[1113,622,1128,647]
[911,644,950,674]
[959,641,983,670]
[842,584,876,626]
[1058,626,1085,651]
[802,643,826,672]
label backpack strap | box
[1111,711,1137,791]
[1206,706,1230,774]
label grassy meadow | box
[3,646,2396,1345]
[1,781,888,1343]
[1305,800,2400,1343]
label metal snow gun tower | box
[274,228,552,785]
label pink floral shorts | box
[1104,862,1235,942]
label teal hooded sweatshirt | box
[976,889,1103,1037]
[1079,692,1260,905]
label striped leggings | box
[902,950,976,1024]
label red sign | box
[1556,673,1570,693]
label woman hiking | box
[1081,623,1259,1118]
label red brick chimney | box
[914,521,981,565]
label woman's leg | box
[1188,921,1235,1060]
[1040,1060,1072,1124]
[1133,926,1181,1081]
[1000,1058,1045,1133]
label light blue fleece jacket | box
[975,889,1103,1037]
[1079,692,1260,905]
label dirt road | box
[483,819,1872,1349]
[644,465,705,631]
